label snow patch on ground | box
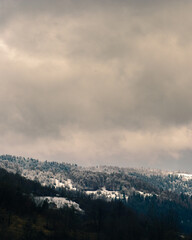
[45,178,76,190]
[34,196,83,212]
[21,169,77,190]
[86,187,128,201]
[136,191,153,197]
[64,179,76,190]
[178,173,192,181]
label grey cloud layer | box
[0,0,192,170]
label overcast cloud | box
[0,0,192,171]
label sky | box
[0,0,192,171]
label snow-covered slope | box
[0,155,192,200]
[86,187,129,201]
[34,196,83,212]
[178,173,192,181]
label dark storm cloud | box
[0,0,192,170]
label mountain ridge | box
[0,154,192,200]
[0,155,192,239]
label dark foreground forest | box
[0,168,192,240]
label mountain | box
[0,154,192,201]
[0,155,192,239]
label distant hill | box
[0,154,192,201]
[0,156,192,239]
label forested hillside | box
[0,156,192,240]
[0,163,192,239]
[1,155,192,199]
